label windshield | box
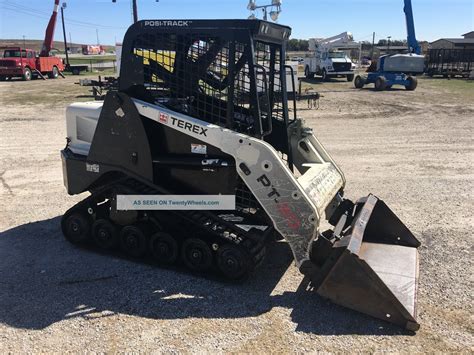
[328,51,347,59]
[3,50,26,58]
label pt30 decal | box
[256,174,301,230]
[256,174,281,202]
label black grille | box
[332,62,351,72]
[0,60,16,67]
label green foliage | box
[287,39,309,51]
[377,39,407,47]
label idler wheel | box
[216,244,253,280]
[150,232,178,265]
[181,238,213,272]
[62,213,91,244]
[120,225,147,257]
[92,219,119,250]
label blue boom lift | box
[354,0,425,91]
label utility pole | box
[60,3,70,67]
[69,32,72,46]
[113,0,149,23]
[96,29,100,45]
[132,0,138,23]
[22,35,26,49]
[370,31,375,59]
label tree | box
[287,39,309,51]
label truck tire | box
[354,75,365,89]
[322,69,329,81]
[48,66,59,79]
[375,76,387,91]
[347,74,355,82]
[405,76,418,91]
[0,75,5,81]
[22,67,32,81]
[305,66,314,79]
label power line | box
[0,1,127,30]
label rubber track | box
[62,175,268,277]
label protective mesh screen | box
[131,32,289,211]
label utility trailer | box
[426,48,474,78]
[61,19,421,330]
[64,64,89,75]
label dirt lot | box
[0,75,473,352]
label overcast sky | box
[0,0,472,45]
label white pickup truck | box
[303,32,358,82]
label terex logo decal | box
[159,112,169,124]
[170,117,208,137]
[144,20,190,27]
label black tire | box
[354,75,365,88]
[48,66,59,79]
[181,238,213,272]
[375,76,387,91]
[150,232,178,265]
[405,76,418,91]
[62,213,91,244]
[216,244,254,280]
[347,74,355,82]
[22,67,32,81]
[321,69,329,81]
[72,68,80,75]
[92,219,119,250]
[0,75,5,81]
[120,225,147,257]
[304,66,314,79]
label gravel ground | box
[0,75,473,352]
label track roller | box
[216,244,254,280]
[92,219,119,250]
[62,212,91,244]
[181,238,213,272]
[120,225,147,257]
[149,232,178,265]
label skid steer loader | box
[61,19,420,330]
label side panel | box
[87,92,153,182]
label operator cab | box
[119,19,296,152]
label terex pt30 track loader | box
[61,20,420,330]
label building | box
[462,31,474,39]
[430,31,474,50]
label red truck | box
[0,0,64,81]
[0,47,64,81]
